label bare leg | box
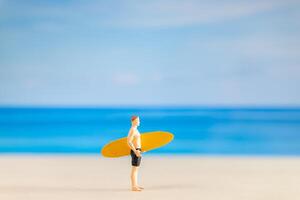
[131,166,142,191]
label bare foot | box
[138,186,144,189]
[131,186,142,192]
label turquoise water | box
[0,107,299,155]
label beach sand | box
[0,155,299,200]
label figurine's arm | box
[127,129,136,152]
[127,129,141,157]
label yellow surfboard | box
[101,131,174,158]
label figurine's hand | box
[135,150,142,157]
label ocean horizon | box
[0,106,299,155]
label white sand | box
[0,155,299,200]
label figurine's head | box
[131,115,140,126]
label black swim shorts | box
[130,148,142,167]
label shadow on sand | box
[146,183,198,190]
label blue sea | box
[0,107,299,155]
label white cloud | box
[106,0,296,28]
[111,72,140,86]
[188,34,300,60]
[110,70,165,86]
[1,0,298,29]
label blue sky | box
[0,0,300,106]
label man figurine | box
[127,116,145,191]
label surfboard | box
[101,131,174,158]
